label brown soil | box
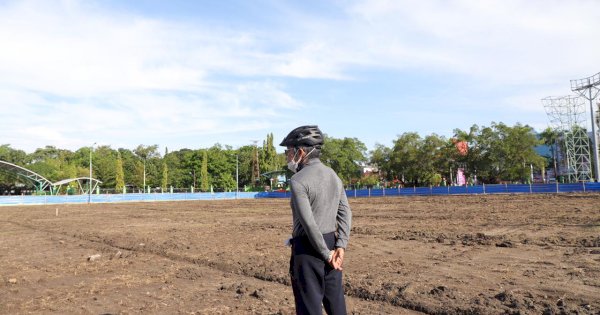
[1,193,599,314]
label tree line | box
[0,133,285,193]
[370,122,550,187]
[0,122,557,193]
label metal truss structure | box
[543,96,592,182]
[52,177,103,195]
[0,160,53,192]
[571,72,600,182]
[0,160,102,195]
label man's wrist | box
[327,250,334,261]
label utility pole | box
[143,158,146,193]
[251,140,260,186]
[88,142,96,203]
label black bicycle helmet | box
[280,125,324,147]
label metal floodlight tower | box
[542,96,592,182]
[571,72,600,182]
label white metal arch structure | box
[52,177,103,195]
[0,160,53,192]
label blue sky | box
[1,0,599,154]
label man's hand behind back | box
[328,248,345,271]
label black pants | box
[290,232,346,315]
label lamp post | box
[530,164,534,184]
[88,142,96,204]
[191,169,196,190]
[143,158,146,193]
[236,152,239,199]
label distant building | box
[360,163,378,174]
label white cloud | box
[0,1,231,95]
[274,41,353,79]
[267,0,600,85]
[0,84,298,151]
[0,0,310,152]
[2,0,600,153]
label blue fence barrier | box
[1,183,599,206]
[0,192,260,206]
[258,182,600,198]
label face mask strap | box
[288,147,316,173]
[288,148,298,164]
[304,147,316,160]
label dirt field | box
[1,193,599,314]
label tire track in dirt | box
[3,194,599,314]
[1,219,431,315]
[6,217,597,315]
[351,225,600,248]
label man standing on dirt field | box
[281,125,352,315]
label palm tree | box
[539,127,560,182]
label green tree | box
[431,173,443,186]
[453,122,545,183]
[163,148,183,188]
[539,127,560,180]
[379,133,450,186]
[117,148,138,189]
[389,132,421,186]
[177,149,200,188]
[0,145,29,189]
[0,122,554,192]
[418,134,447,186]
[237,145,256,188]
[161,159,169,190]
[493,122,545,182]
[92,145,118,189]
[25,146,84,191]
[115,152,125,192]
[321,136,367,185]
[0,144,27,164]
[251,144,260,185]
[206,145,236,191]
[370,144,392,181]
[261,133,280,172]
[200,150,209,191]
[360,173,380,188]
[133,145,159,189]
[452,124,485,182]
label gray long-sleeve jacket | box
[290,158,352,261]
